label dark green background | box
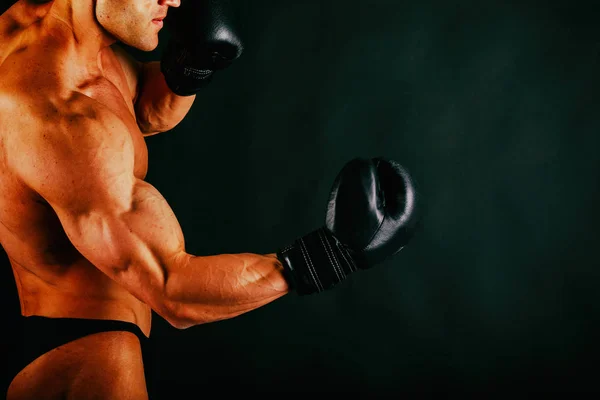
[3,0,600,395]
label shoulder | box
[4,91,135,198]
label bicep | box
[55,178,186,310]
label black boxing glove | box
[277,158,420,295]
[160,0,244,96]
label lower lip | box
[152,20,164,27]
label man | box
[0,0,420,399]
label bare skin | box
[1,1,289,399]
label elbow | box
[136,113,171,135]
[160,307,191,330]
[165,317,194,331]
[159,295,238,329]
[160,291,217,330]
[135,104,179,135]
[159,298,196,330]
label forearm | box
[120,180,289,327]
[164,252,289,328]
[135,62,195,135]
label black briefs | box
[6,316,152,395]
[20,316,148,371]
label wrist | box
[276,227,358,295]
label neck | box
[41,0,114,75]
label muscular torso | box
[0,4,152,336]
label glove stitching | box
[336,241,358,272]
[299,238,323,292]
[318,229,345,282]
[280,244,294,253]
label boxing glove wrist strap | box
[160,38,215,96]
[277,227,358,295]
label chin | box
[138,42,159,52]
[123,38,159,52]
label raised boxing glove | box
[161,0,244,96]
[277,158,420,295]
